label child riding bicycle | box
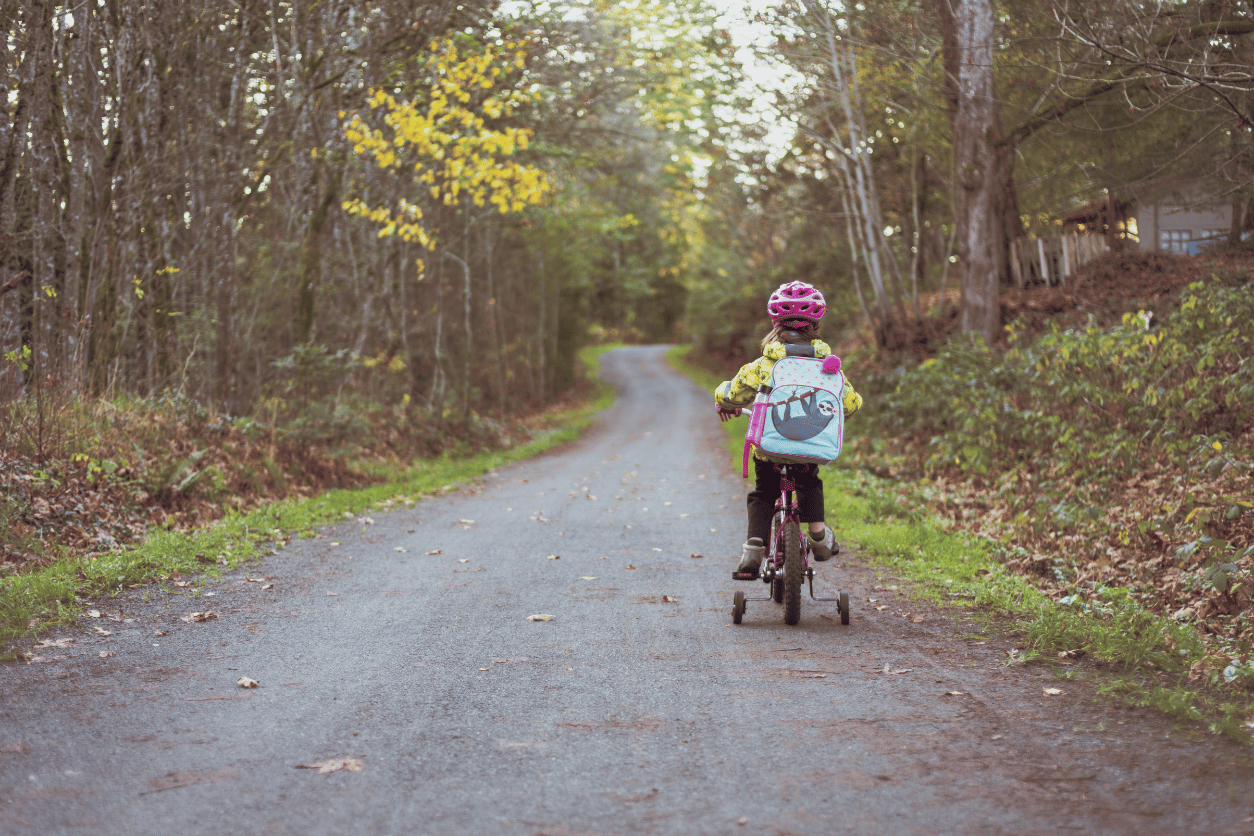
[714,281,863,580]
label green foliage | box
[867,276,1253,484]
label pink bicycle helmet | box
[767,281,826,325]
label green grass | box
[667,345,1253,742]
[1,345,619,653]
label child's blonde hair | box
[760,321,819,355]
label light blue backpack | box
[742,348,846,477]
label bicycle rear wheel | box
[783,519,803,625]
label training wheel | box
[733,591,745,624]
[839,591,850,625]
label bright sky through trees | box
[705,0,805,161]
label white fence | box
[1009,233,1111,289]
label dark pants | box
[746,460,824,543]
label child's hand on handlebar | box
[716,406,743,423]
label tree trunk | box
[939,0,1000,343]
[295,168,342,345]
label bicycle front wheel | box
[783,519,803,625]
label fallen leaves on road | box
[943,691,967,696]
[880,664,913,675]
[93,626,111,636]
[36,638,73,649]
[458,558,470,563]
[689,553,703,559]
[580,576,598,580]
[546,554,560,560]
[652,548,663,552]
[875,606,889,611]
[661,595,677,603]
[1043,687,1064,696]
[237,677,259,688]
[261,583,274,590]
[326,592,338,597]
[180,611,218,623]
[98,651,114,658]
[244,576,267,583]
[357,517,375,525]
[911,616,925,623]
[526,614,554,622]
[87,610,102,618]
[142,768,238,794]
[626,564,637,570]
[295,758,363,775]
[426,549,443,555]
[393,547,408,553]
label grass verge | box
[1,345,619,656]
[668,345,1253,742]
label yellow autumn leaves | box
[342,38,549,250]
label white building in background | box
[1011,184,1239,287]
[1059,185,1236,254]
[1141,200,1233,254]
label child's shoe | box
[809,526,838,561]
[731,538,766,580]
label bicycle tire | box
[783,519,803,625]
[839,591,850,625]
[772,577,784,604]
[733,591,745,624]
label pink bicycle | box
[731,463,849,626]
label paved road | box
[2,346,1253,835]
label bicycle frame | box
[763,465,809,582]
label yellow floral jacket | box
[714,339,863,463]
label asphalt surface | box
[2,345,1253,835]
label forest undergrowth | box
[842,255,1254,692]
[0,347,618,649]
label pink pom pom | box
[821,355,842,374]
